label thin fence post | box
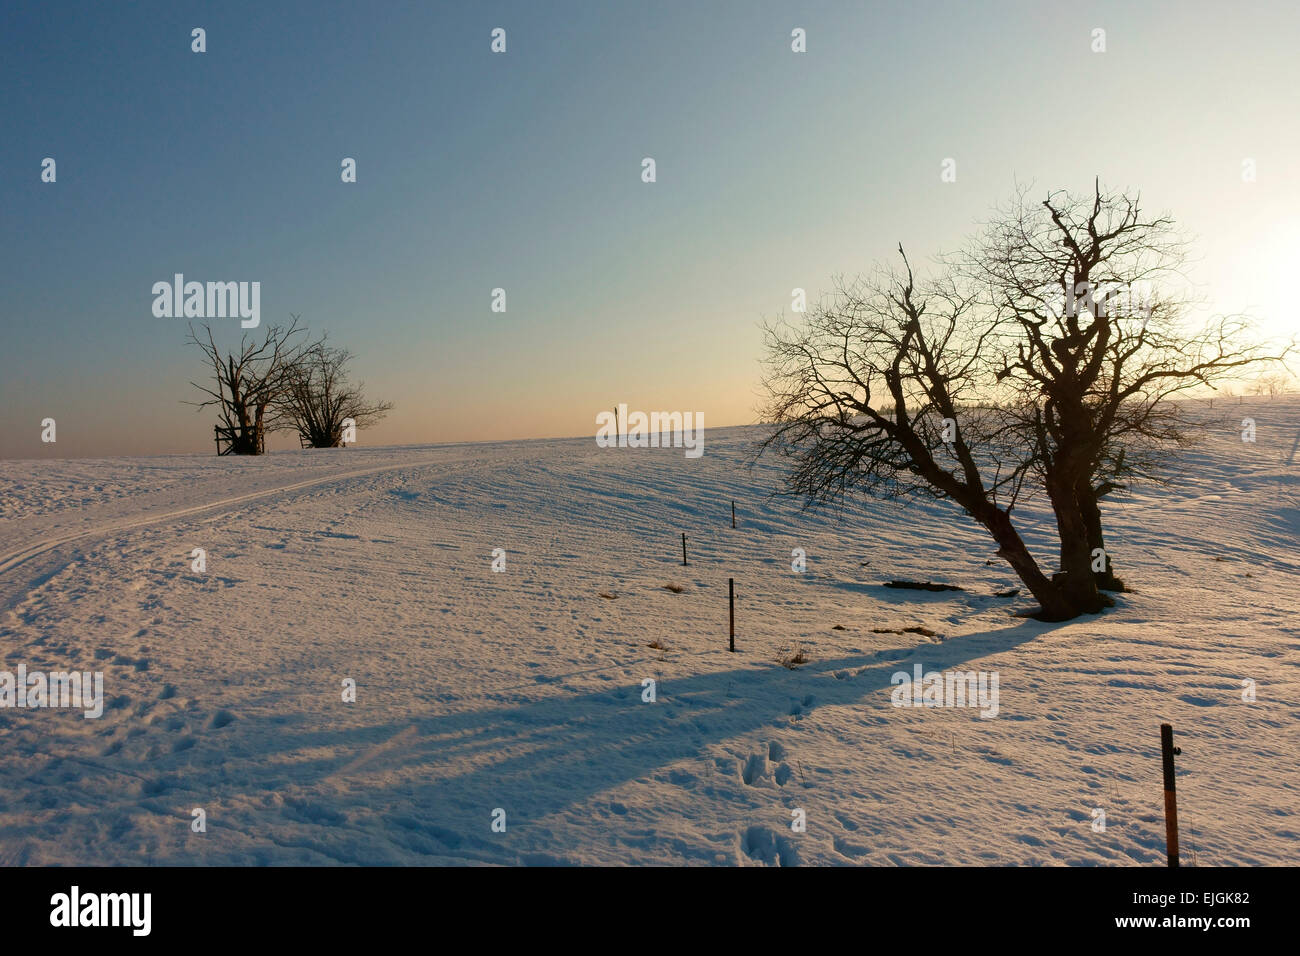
[731,500,736,529]
[1160,723,1181,868]
[681,532,687,566]
[729,578,735,652]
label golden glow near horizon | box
[3,3,1298,458]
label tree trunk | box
[231,400,260,455]
[981,509,1076,621]
[1048,474,1111,614]
[1077,479,1124,591]
[253,403,267,454]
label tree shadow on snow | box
[2,616,1060,864]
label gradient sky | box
[3,0,1298,458]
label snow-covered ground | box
[1,398,1297,865]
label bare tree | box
[1251,371,1292,397]
[186,318,312,454]
[965,181,1291,595]
[759,182,1291,621]
[278,341,393,448]
[758,248,1088,621]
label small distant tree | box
[186,318,311,454]
[278,341,393,447]
[1251,372,1291,397]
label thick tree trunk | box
[230,400,261,455]
[1042,398,1112,614]
[980,509,1077,621]
[1077,480,1124,591]
[253,403,267,454]
[1048,474,1111,614]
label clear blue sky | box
[3,0,1297,457]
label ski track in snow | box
[1,400,1297,866]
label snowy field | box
[1,398,1297,866]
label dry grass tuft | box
[780,645,810,669]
